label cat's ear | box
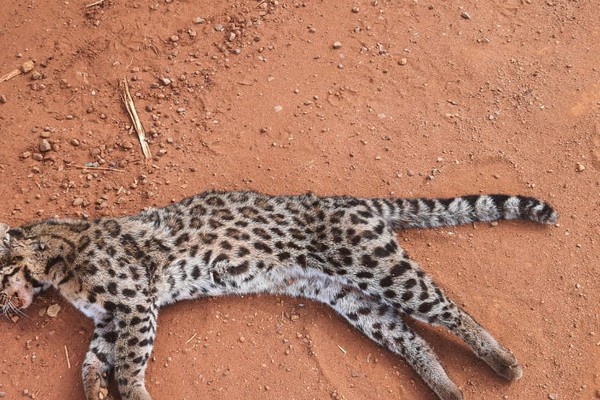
[0,223,10,246]
[0,223,11,256]
[0,223,23,252]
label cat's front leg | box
[113,305,158,400]
[83,317,116,400]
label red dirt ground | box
[0,1,598,399]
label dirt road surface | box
[0,1,598,399]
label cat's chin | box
[13,287,34,309]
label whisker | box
[1,307,12,320]
[0,295,30,320]
[9,305,24,316]
[7,301,28,318]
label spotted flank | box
[0,190,557,400]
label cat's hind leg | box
[373,255,522,382]
[279,270,464,400]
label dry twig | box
[0,61,34,84]
[0,69,21,83]
[120,78,151,159]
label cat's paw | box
[435,384,464,400]
[488,349,523,381]
[83,366,110,400]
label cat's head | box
[0,223,48,312]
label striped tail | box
[385,194,558,229]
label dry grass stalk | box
[70,165,125,172]
[120,78,152,159]
[186,332,198,344]
[64,345,71,369]
[85,0,105,7]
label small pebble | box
[461,11,471,20]
[333,41,342,49]
[398,58,408,66]
[70,138,80,146]
[160,77,172,86]
[214,24,224,32]
[72,198,84,207]
[274,105,283,112]
[21,60,34,73]
[351,6,360,13]
[0,94,6,104]
[46,304,61,318]
[576,163,585,172]
[39,139,52,153]
[170,35,180,42]
[193,17,205,24]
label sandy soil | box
[0,1,598,399]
